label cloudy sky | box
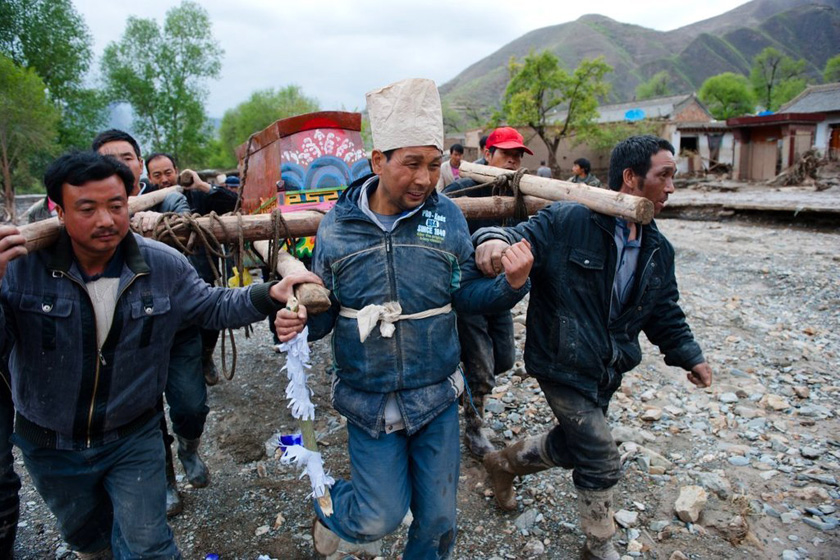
[75,0,751,119]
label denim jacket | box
[0,231,280,450]
[308,177,530,437]
[474,202,704,406]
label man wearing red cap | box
[443,127,533,459]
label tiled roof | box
[779,83,840,114]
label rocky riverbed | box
[12,216,840,559]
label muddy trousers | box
[458,311,515,399]
[537,379,622,490]
[14,414,180,559]
[165,327,208,440]
[315,402,459,560]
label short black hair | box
[44,151,134,207]
[146,152,177,173]
[479,135,489,150]
[608,136,675,192]
[540,160,546,165]
[91,129,141,158]
[573,158,591,175]
[449,143,464,154]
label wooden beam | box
[459,161,654,224]
[20,191,557,251]
[251,240,332,314]
[19,186,185,252]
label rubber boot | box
[483,434,552,511]
[202,347,220,386]
[577,487,620,560]
[177,435,210,488]
[164,441,183,518]
[464,394,495,459]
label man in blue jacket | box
[0,150,319,559]
[275,78,533,559]
[476,136,713,560]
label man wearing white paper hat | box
[275,78,534,558]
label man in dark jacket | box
[476,136,712,560]
[0,151,318,559]
[443,126,533,459]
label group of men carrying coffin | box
[0,77,710,560]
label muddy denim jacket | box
[308,177,530,437]
[0,231,280,450]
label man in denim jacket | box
[275,78,533,559]
[0,151,319,559]
[476,136,712,560]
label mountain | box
[440,0,840,114]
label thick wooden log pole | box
[20,193,556,250]
[251,240,332,314]
[459,161,654,224]
[19,186,185,252]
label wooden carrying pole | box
[251,240,332,314]
[18,192,556,250]
[458,161,655,224]
[19,186,185,252]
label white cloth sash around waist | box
[339,302,452,343]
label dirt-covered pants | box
[537,379,622,490]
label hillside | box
[440,0,840,114]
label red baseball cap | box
[486,127,534,155]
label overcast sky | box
[74,0,751,119]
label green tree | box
[823,54,840,83]
[212,85,319,167]
[0,0,107,149]
[698,72,756,119]
[0,55,59,219]
[635,71,671,101]
[503,50,611,172]
[750,47,807,111]
[101,1,223,166]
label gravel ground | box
[11,213,840,560]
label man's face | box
[450,151,462,168]
[97,141,143,195]
[147,156,179,188]
[486,147,523,171]
[572,163,583,177]
[370,146,442,215]
[57,175,130,265]
[631,149,676,216]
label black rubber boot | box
[177,435,210,488]
[463,394,495,459]
[165,441,183,518]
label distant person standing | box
[474,135,489,164]
[568,157,602,188]
[437,143,464,191]
[536,161,552,178]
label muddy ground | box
[11,193,840,559]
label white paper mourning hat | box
[365,78,443,153]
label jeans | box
[166,327,208,440]
[0,377,20,557]
[457,311,515,398]
[316,402,459,560]
[538,379,622,490]
[14,414,180,559]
